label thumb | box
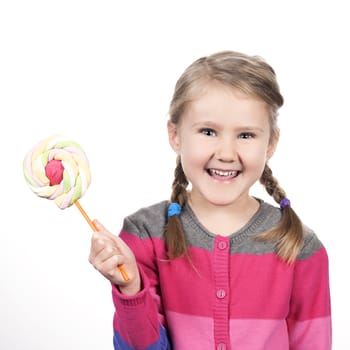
[93,219,131,254]
[93,219,114,237]
[93,219,104,231]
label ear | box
[267,130,279,160]
[167,121,181,154]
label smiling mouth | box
[207,168,240,179]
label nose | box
[216,136,237,163]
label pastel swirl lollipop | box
[23,135,91,209]
[23,135,129,281]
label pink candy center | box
[45,159,64,186]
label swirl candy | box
[23,135,129,281]
[23,135,91,209]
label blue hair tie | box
[280,198,291,209]
[168,202,182,217]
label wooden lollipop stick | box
[75,200,129,281]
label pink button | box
[217,343,226,350]
[216,289,226,299]
[218,241,228,250]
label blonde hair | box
[165,50,303,263]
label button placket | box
[213,236,230,349]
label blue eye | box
[239,132,254,139]
[200,128,216,136]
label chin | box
[204,195,239,207]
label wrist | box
[118,276,142,296]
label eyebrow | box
[192,121,265,133]
[235,126,265,133]
[191,121,218,128]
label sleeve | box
[111,218,172,350]
[286,234,332,350]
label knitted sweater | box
[111,200,332,350]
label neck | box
[188,195,260,236]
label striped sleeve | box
[112,266,171,350]
[287,232,332,349]
[111,213,172,350]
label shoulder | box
[122,200,169,239]
[257,200,327,261]
[297,225,325,260]
[256,200,282,232]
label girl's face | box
[168,82,278,210]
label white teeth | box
[209,169,238,177]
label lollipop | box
[23,135,129,281]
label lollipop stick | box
[75,200,129,281]
[75,199,97,232]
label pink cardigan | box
[111,200,332,349]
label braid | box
[259,164,304,263]
[165,156,189,259]
[260,164,286,203]
[170,156,188,205]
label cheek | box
[180,134,206,157]
[242,147,269,170]
[181,144,206,165]
[179,138,211,172]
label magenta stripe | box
[289,247,331,320]
[120,232,330,320]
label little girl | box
[89,51,332,349]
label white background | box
[1,1,348,349]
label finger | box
[89,235,117,265]
[95,245,121,266]
[93,220,112,236]
[96,254,126,281]
[93,220,130,255]
[89,233,106,260]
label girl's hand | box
[88,220,141,295]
